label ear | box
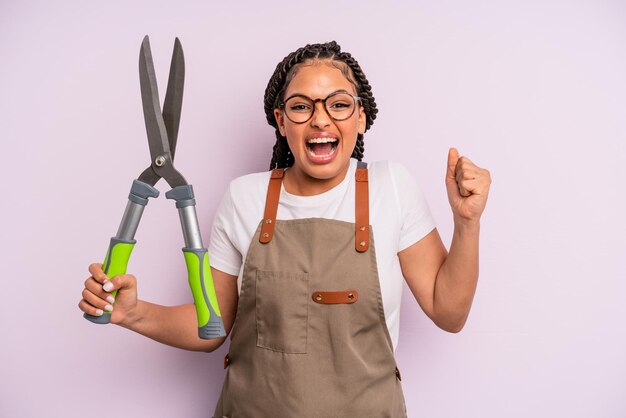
[357,105,366,135]
[273,108,286,136]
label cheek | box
[284,125,305,149]
[342,120,362,142]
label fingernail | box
[104,304,114,312]
[103,281,113,292]
[95,309,104,316]
[106,295,115,304]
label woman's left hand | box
[445,147,492,225]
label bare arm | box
[80,264,238,352]
[398,148,490,333]
[399,222,479,333]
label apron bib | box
[213,162,407,418]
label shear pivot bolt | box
[155,155,166,167]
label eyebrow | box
[287,89,353,99]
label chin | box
[302,156,350,179]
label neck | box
[283,162,351,196]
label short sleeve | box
[208,184,243,276]
[390,162,437,252]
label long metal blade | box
[162,37,184,161]
[139,35,172,164]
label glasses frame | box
[279,91,362,124]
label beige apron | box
[213,162,407,418]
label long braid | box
[264,41,378,170]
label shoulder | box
[367,160,429,215]
[213,169,270,236]
[227,169,272,202]
[223,169,275,224]
[367,160,416,186]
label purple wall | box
[1,1,624,416]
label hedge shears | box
[83,35,226,340]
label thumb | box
[446,147,461,199]
[446,147,460,182]
[103,274,136,293]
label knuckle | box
[79,300,96,314]
[85,278,99,292]
[89,263,106,282]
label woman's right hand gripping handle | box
[78,263,239,352]
[79,263,139,327]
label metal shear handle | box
[84,36,226,340]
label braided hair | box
[264,41,378,170]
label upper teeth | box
[307,138,338,144]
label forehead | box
[285,62,357,98]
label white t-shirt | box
[208,158,436,351]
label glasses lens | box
[284,96,315,123]
[325,93,356,121]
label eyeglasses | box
[279,91,362,124]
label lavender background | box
[1,1,624,417]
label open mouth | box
[305,137,339,157]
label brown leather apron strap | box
[260,164,369,251]
[355,162,369,252]
[259,168,284,244]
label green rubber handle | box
[183,248,226,339]
[84,238,136,324]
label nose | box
[310,101,331,128]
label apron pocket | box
[256,270,309,354]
